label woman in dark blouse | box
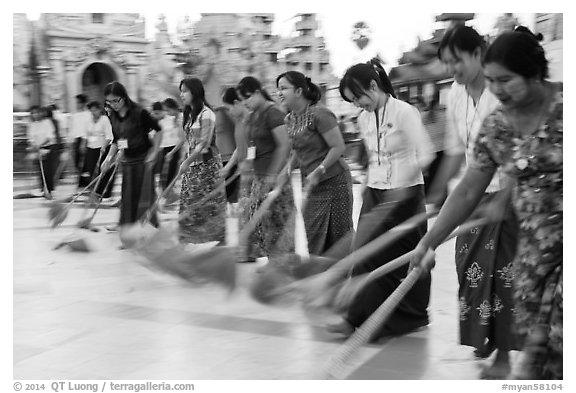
[276,71,353,255]
[235,76,295,261]
[100,81,162,228]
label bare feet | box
[480,350,511,379]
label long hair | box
[276,71,322,105]
[236,76,274,102]
[339,58,396,102]
[103,81,135,109]
[43,105,62,146]
[484,26,548,81]
[179,77,212,126]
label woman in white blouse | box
[83,101,116,199]
[427,25,519,379]
[27,105,61,198]
[328,58,434,339]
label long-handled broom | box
[38,150,53,200]
[76,160,120,230]
[332,217,491,312]
[129,158,295,291]
[47,173,103,228]
[321,215,494,379]
[14,152,43,199]
[254,206,439,309]
[321,249,436,379]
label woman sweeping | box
[175,77,226,244]
[428,25,520,378]
[100,81,162,229]
[276,71,354,255]
[330,59,435,339]
[411,27,562,380]
[235,76,294,262]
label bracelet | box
[317,164,327,175]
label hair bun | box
[514,25,544,41]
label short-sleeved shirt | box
[444,82,504,193]
[214,107,237,161]
[86,115,113,149]
[286,104,348,181]
[108,103,161,160]
[358,96,434,190]
[245,104,286,176]
[470,86,563,217]
[68,110,91,140]
[158,114,181,148]
[28,119,57,147]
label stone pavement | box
[11,173,514,384]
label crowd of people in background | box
[23,24,561,380]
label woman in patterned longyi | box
[432,25,520,378]
[176,77,226,244]
[235,76,295,261]
[276,71,353,256]
[411,27,563,380]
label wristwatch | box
[317,164,327,175]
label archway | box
[81,62,117,104]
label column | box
[65,61,78,113]
[125,66,139,101]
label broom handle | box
[38,151,51,197]
[88,148,117,200]
[322,250,435,379]
[237,155,297,245]
[362,217,490,284]
[296,184,312,260]
[84,161,121,223]
[53,147,73,187]
[324,207,440,279]
[176,170,242,222]
[140,171,182,225]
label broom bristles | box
[133,227,237,291]
[48,202,69,228]
[249,264,298,306]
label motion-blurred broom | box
[332,217,490,313]
[14,151,45,199]
[128,159,292,292]
[321,249,436,379]
[77,160,120,230]
[249,206,440,310]
[38,151,53,200]
[47,174,103,228]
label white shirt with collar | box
[444,82,504,193]
[27,119,56,147]
[68,110,91,139]
[86,115,113,149]
[359,96,434,190]
[159,114,181,148]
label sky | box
[141,11,536,77]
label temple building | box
[13,13,340,112]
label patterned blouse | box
[470,86,563,218]
[184,106,217,165]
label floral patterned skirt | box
[513,210,562,379]
[302,170,354,255]
[178,157,226,244]
[455,192,519,351]
[238,172,295,258]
